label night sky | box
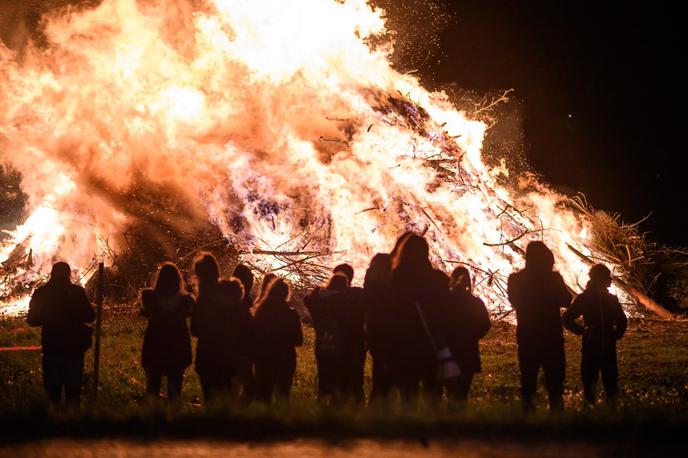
[389,1,684,246]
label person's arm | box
[562,296,585,335]
[76,286,96,323]
[190,299,202,337]
[292,310,303,347]
[611,295,628,340]
[506,274,521,313]
[27,288,45,327]
[553,272,573,309]
[473,297,492,340]
[139,290,154,318]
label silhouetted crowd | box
[27,232,628,412]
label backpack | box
[315,312,343,356]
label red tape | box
[0,346,41,352]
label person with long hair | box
[563,264,627,407]
[140,262,194,402]
[253,278,303,403]
[444,267,491,408]
[231,263,257,402]
[363,253,394,401]
[387,233,451,403]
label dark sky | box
[395,1,684,245]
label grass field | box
[1,309,687,443]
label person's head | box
[259,272,277,300]
[332,263,354,286]
[392,233,430,273]
[50,262,71,284]
[524,241,555,273]
[587,264,612,291]
[364,253,392,287]
[154,262,183,296]
[327,272,349,292]
[217,278,245,304]
[258,277,290,311]
[233,264,254,294]
[193,252,220,288]
[450,266,471,293]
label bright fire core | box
[0,0,613,315]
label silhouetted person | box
[563,264,627,406]
[253,278,303,403]
[507,241,572,413]
[27,262,95,405]
[231,263,256,401]
[191,254,249,402]
[333,263,355,287]
[388,233,450,403]
[305,272,366,403]
[444,267,491,407]
[363,253,394,401]
[140,263,194,402]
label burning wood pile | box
[0,0,684,318]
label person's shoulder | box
[508,269,525,282]
[68,283,87,294]
[141,288,156,303]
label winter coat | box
[364,280,394,357]
[304,287,365,360]
[507,269,572,347]
[563,288,627,355]
[253,303,303,361]
[387,267,451,365]
[140,290,194,372]
[191,288,253,375]
[444,289,491,374]
[27,281,95,357]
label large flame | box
[0,0,615,314]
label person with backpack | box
[27,262,95,405]
[140,262,194,402]
[253,278,303,402]
[305,272,366,403]
[563,264,627,407]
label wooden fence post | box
[93,262,104,400]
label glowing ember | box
[0,0,623,315]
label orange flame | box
[0,0,623,314]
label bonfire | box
[0,0,681,318]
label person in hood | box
[27,262,95,405]
[253,277,303,403]
[191,273,247,402]
[563,264,627,406]
[305,272,366,403]
[363,253,393,402]
[507,241,572,413]
[443,267,491,407]
[140,262,194,402]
